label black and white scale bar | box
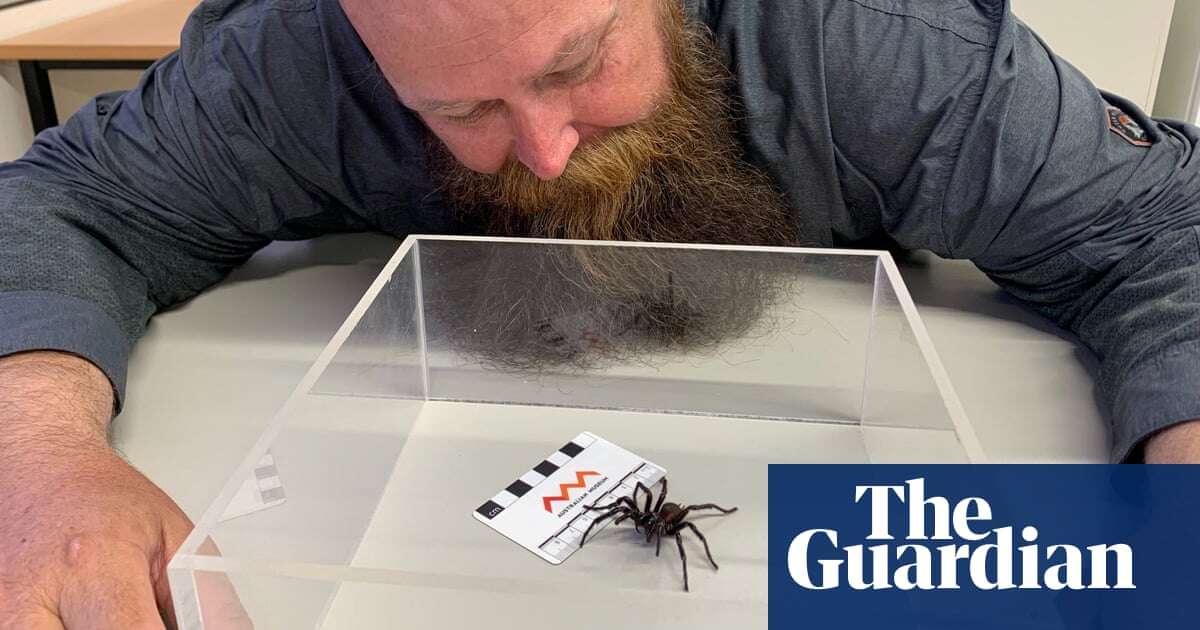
[475,433,597,520]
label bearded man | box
[2,0,1200,626]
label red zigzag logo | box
[543,470,601,513]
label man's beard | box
[432,0,801,247]
[420,2,805,376]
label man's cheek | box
[568,36,670,127]
[571,83,662,131]
[429,123,511,174]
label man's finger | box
[192,570,255,630]
[58,538,165,630]
[153,535,255,630]
[190,538,254,630]
[154,514,195,630]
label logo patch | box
[1106,106,1152,147]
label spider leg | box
[628,487,650,534]
[655,527,663,557]
[679,522,720,570]
[674,503,738,524]
[675,531,690,592]
[586,495,639,513]
[654,477,670,513]
[580,507,628,546]
[677,503,738,516]
[634,481,654,514]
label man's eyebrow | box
[409,5,620,113]
[528,6,620,82]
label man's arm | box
[0,1,392,400]
[1144,420,1200,463]
[0,2,371,626]
[0,352,113,458]
[0,39,272,405]
[994,222,1200,463]
[945,27,1200,462]
[823,0,1200,461]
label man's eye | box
[445,111,482,124]
[549,65,585,83]
[547,51,606,87]
[445,109,486,124]
[445,102,498,125]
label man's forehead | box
[342,0,618,105]
[397,0,547,43]
[343,0,600,59]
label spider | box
[579,477,737,591]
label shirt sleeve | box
[0,1,369,409]
[946,13,1200,462]
[826,0,1200,461]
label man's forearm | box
[1145,421,1200,463]
[0,351,114,453]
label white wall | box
[1155,0,1200,123]
[1012,0,1177,113]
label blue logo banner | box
[768,465,1200,629]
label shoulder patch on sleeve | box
[1107,106,1153,147]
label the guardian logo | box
[788,478,1136,591]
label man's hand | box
[0,438,193,629]
[0,352,238,629]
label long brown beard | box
[433,0,800,247]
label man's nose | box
[510,100,580,181]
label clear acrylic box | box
[169,236,983,629]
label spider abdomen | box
[660,502,684,523]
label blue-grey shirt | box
[3,0,1200,461]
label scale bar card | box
[474,432,666,564]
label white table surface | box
[110,234,1110,526]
